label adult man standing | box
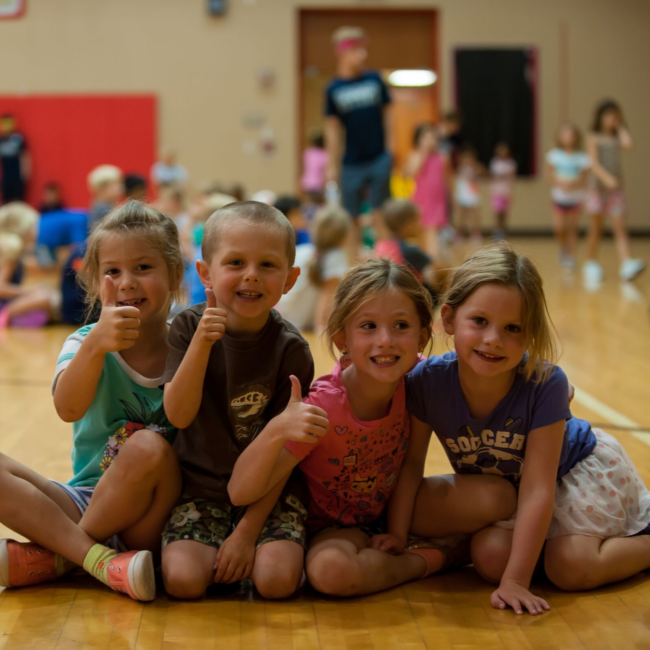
[324,27,393,248]
[0,114,30,204]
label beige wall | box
[1,0,648,230]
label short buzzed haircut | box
[201,201,296,266]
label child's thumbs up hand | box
[271,375,329,445]
[91,275,141,354]
[198,288,227,346]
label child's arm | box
[404,150,426,179]
[228,375,329,506]
[163,289,227,429]
[490,420,565,615]
[586,134,619,190]
[618,124,633,149]
[53,276,140,422]
[371,415,432,553]
[324,117,341,184]
[213,478,288,584]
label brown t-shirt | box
[163,305,315,503]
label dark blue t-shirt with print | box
[406,352,596,486]
[325,71,390,165]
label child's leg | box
[470,526,513,583]
[585,212,603,261]
[306,528,429,597]
[252,540,304,600]
[552,211,567,253]
[79,430,182,556]
[0,452,95,566]
[409,474,517,538]
[6,288,58,321]
[565,214,579,259]
[161,540,217,600]
[248,490,308,599]
[544,533,650,591]
[610,213,632,263]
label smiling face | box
[335,287,430,386]
[442,283,527,381]
[197,222,299,334]
[98,233,173,324]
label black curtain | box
[455,49,536,176]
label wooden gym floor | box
[1,238,649,649]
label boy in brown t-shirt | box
[161,201,329,599]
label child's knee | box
[161,544,213,600]
[544,541,597,591]
[306,547,362,596]
[471,529,511,584]
[253,542,304,599]
[120,430,176,474]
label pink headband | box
[335,38,367,54]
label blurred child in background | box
[455,146,484,245]
[584,100,644,283]
[0,202,60,327]
[39,182,65,214]
[301,132,329,203]
[154,185,192,259]
[375,199,441,306]
[87,165,123,231]
[124,174,147,202]
[274,195,310,245]
[490,143,517,240]
[405,124,450,259]
[545,123,591,270]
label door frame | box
[296,7,440,190]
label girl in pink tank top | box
[405,124,451,258]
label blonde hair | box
[332,26,366,46]
[0,231,23,262]
[325,257,434,359]
[79,200,185,318]
[308,205,351,286]
[0,202,38,238]
[443,242,558,382]
[556,122,583,150]
[382,199,419,237]
[201,200,295,266]
[87,165,123,191]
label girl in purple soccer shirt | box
[401,242,650,615]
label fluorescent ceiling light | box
[388,69,437,87]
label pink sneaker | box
[103,550,156,602]
[0,539,58,587]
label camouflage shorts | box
[161,491,308,550]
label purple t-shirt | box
[406,352,596,485]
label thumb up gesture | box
[197,288,228,345]
[272,375,329,444]
[93,275,141,353]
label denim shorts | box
[341,151,392,217]
[51,480,128,552]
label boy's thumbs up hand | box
[198,288,228,346]
[289,375,303,403]
[270,375,329,445]
[91,275,141,354]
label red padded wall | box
[0,94,156,208]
